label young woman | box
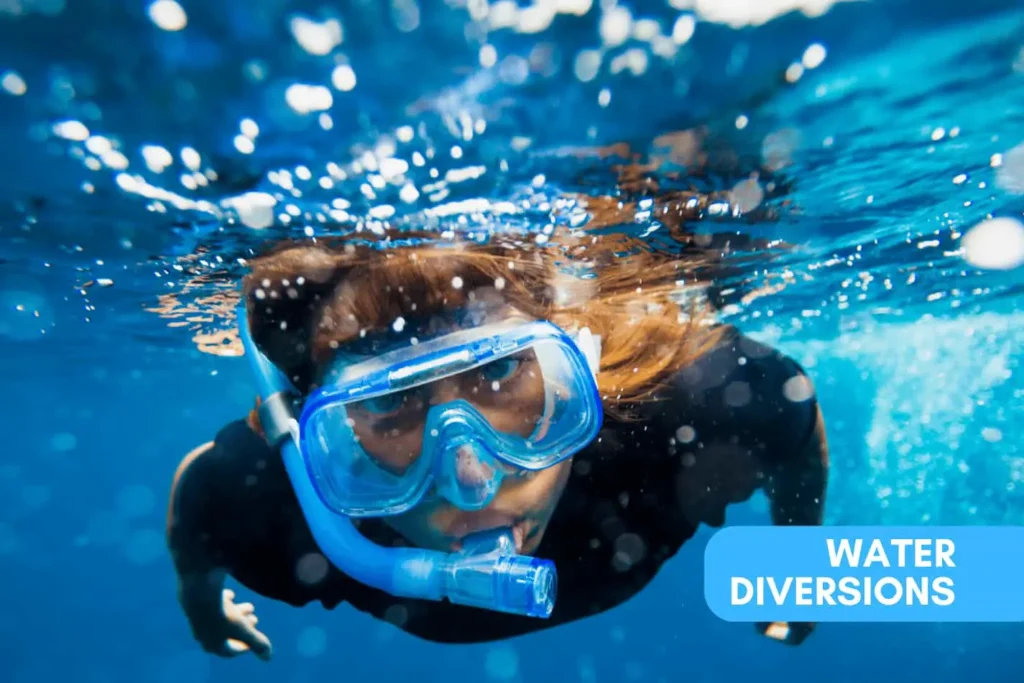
[166,228,828,660]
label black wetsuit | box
[171,326,822,643]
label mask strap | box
[572,327,602,376]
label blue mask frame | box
[298,319,604,517]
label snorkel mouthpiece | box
[444,529,556,618]
[238,305,557,618]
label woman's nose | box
[428,378,463,406]
[454,443,495,488]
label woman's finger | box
[236,602,255,616]
[232,622,273,661]
[219,638,250,657]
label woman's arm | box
[166,441,272,659]
[757,371,830,647]
[764,403,829,526]
[664,326,829,646]
[166,443,228,622]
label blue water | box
[1,0,1023,682]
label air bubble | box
[332,64,357,91]
[384,603,408,627]
[485,645,519,680]
[723,381,752,407]
[296,552,330,585]
[981,427,1002,443]
[148,0,187,31]
[1,70,26,96]
[782,375,815,402]
[675,425,696,443]
[600,6,632,48]
[50,432,78,452]
[88,511,128,546]
[21,484,51,510]
[125,528,164,565]
[802,43,827,69]
[117,485,156,519]
[961,218,1024,270]
[290,16,343,56]
[612,533,647,571]
[730,178,764,213]
[672,15,695,45]
[297,625,327,657]
[0,522,17,555]
[150,651,211,683]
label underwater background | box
[1,0,1022,682]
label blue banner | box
[704,526,1024,622]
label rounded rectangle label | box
[704,526,1024,622]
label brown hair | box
[242,227,731,419]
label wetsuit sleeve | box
[724,329,828,526]
[168,424,253,570]
[175,419,359,610]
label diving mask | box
[300,319,603,517]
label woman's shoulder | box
[653,323,819,447]
[174,418,291,512]
[678,323,811,395]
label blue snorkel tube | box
[237,305,557,618]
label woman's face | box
[327,308,574,554]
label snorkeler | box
[165,231,828,660]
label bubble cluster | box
[0,276,53,342]
[0,0,1019,627]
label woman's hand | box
[187,588,273,660]
[755,621,816,646]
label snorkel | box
[237,303,557,618]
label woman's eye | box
[359,392,406,415]
[480,358,521,382]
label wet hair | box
[242,228,731,418]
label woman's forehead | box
[320,304,534,368]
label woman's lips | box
[446,515,528,552]
[511,523,526,552]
